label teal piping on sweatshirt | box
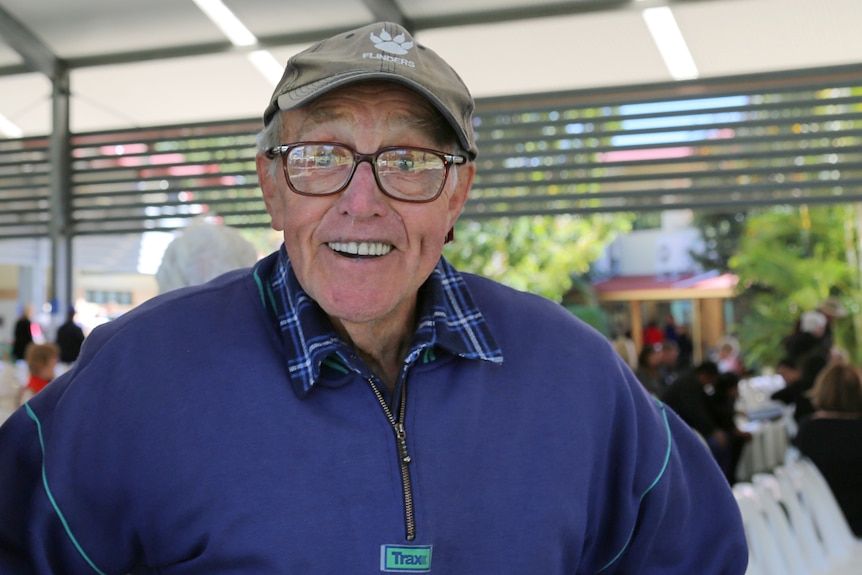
[596,398,673,573]
[322,356,350,374]
[253,266,278,313]
[25,404,108,575]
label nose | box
[336,160,388,218]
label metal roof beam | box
[0,3,62,77]
[359,0,411,29]
[416,0,628,29]
[41,27,353,72]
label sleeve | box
[608,405,746,574]
[587,360,748,574]
[0,407,40,573]
[0,404,101,574]
[0,385,131,575]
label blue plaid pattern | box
[267,246,503,397]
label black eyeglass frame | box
[264,141,468,204]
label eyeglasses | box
[264,142,467,203]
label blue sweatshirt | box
[0,251,747,574]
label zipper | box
[368,377,416,541]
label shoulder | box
[462,272,599,340]
[28,260,281,416]
[458,271,628,392]
[83,262,270,359]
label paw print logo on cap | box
[370,28,414,55]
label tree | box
[691,211,750,273]
[730,205,860,368]
[444,213,633,302]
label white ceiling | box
[0,0,861,137]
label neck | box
[356,342,408,394]
[333,310,417,395]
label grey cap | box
[263,21,477,159]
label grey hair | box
[256,113,284,181]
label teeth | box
[328,241,392,256]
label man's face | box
[257,82,474,335]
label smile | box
[327,241,393,257]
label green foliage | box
[565,304,610,337]
[444,213,633,302]
[730,205,861,366]
[691,211,750,273]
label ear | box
[256,153,285,232]
[445,162,475,232]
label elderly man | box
[0,22,746,574]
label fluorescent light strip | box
[192,0,283,86]
[192,0,257,47]
[0,113,23,138]
[642,6,699,81]
[247,50,284,86]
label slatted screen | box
[466,66,862,219]
[0,65,860,240]
[70,121,262,236]
[0,136,50,238]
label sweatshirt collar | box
[265,246,502,397]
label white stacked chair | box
[771,466,834,573]
[790,458,862,568]
[750,477,810,575]
[733,483,788,575]
[733,457,862,575]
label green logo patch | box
[380,544,432,572]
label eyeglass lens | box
[284,143,448,201]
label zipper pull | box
[395,422,412,464]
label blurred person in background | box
[714,336,745,376]
[11,304,34,362]
[611,329,637,371]
[675,323,694,370]
[642,319,664,347]
[17,343,59,406]
[784,309,829,361]
[657,339,681,390]
[663,314,679,344]
[634,343,663,396]
[793,361,862,536]
[772,351,828,424]
[708,372,752,485]
[661,361,731,476]
[55,308,85,365]
[156,219,259,293]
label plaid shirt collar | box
[265,246,503,397]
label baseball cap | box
[263,21,477,159]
